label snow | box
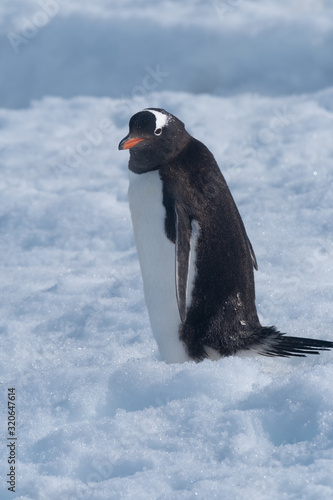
[2,1,333,108]
[0,0,333,499]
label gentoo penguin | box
[118,108,333,363]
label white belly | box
[128,170,190,363]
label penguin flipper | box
[247,236,258,270]
[175,201,192,323]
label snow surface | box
[1,1,333,499]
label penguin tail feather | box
[253,326,333,358]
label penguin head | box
[118,108,189,173]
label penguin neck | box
[128,154,160,174]
[128,163,160,174]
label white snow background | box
[1,1,333,499]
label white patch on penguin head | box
[144,109,170,134]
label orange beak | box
[118,135,145,150]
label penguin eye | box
[154,128,162,136]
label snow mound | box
[0,89,333,499]
[1,0,333,108]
